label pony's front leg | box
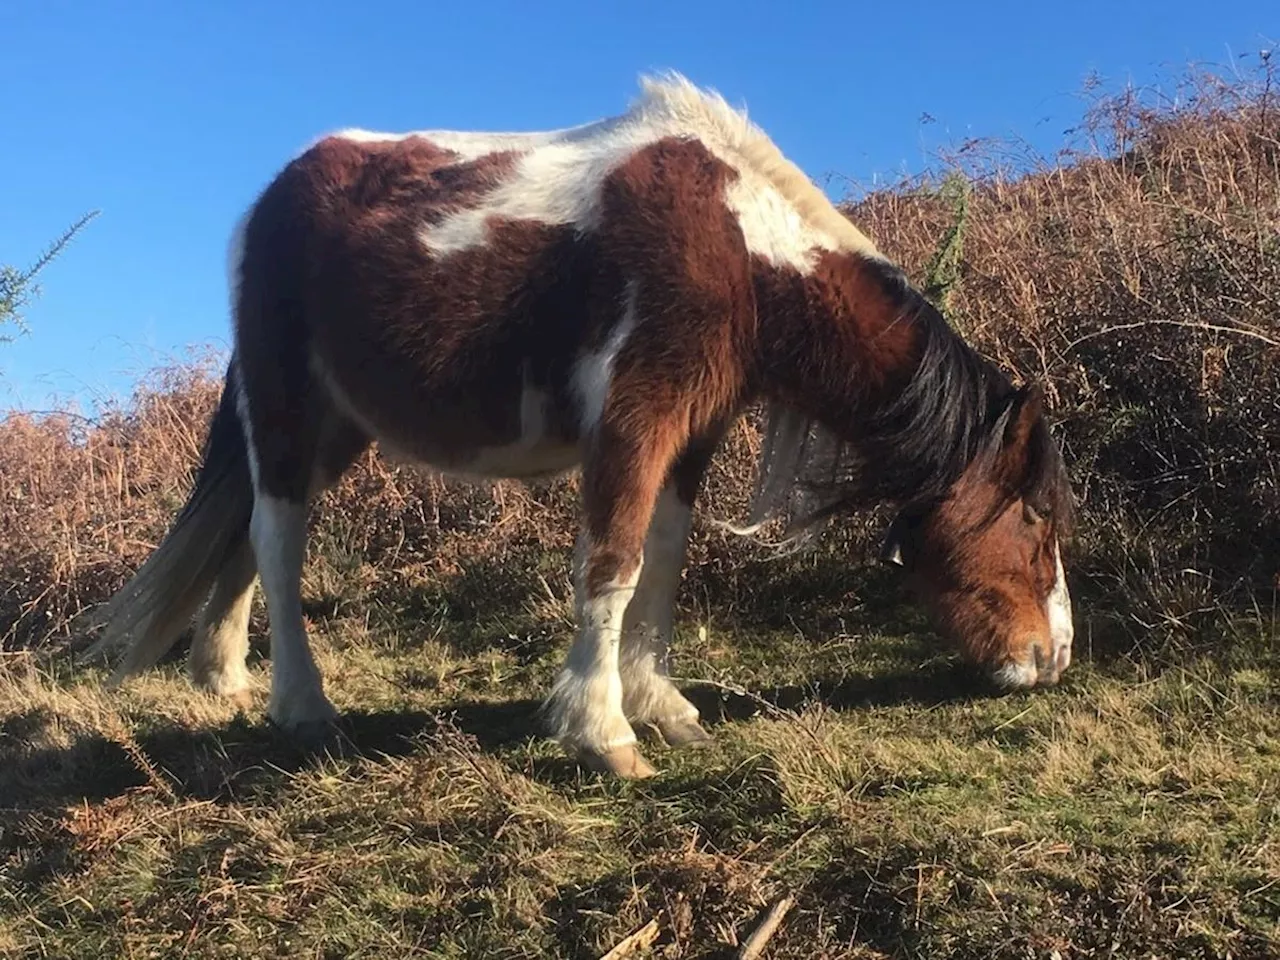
[619,433,721,747]
[545,426,680,778]
[545,533,650,777]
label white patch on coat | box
[465,364,579,477]
[398,72,883,272]
[992,658,1039,690]
[189,538,256,698]
[226,209,250,317]
[624,485,691,642]
[248,493,337,730]
[571,282,638,434]
[994,543,1074,689]
[332,126,579,159]
[308,350,579,481]
[619,485,701,725]
[231,353,261,490]
[226,213,257,486]
[1046,544,1073,670]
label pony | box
[84,73,1075,779]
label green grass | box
[2,546,1278,959]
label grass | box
[3,586,1278,958]
[2,55,1280,958]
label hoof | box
[580,743,658,779]
[280,717,343,754]
[269,694,341,752]
[226,688,255,713]
[656,717,714,748]
[635,721,667,745]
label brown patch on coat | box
[577,138,756,591]
[234,134,599,499]
[751,250,922,425]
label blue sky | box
[2,1,1274,412]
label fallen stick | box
[600,916,661,960]
[738,895,795,959]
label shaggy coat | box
[86,74,1075,778]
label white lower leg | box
[249,493,335,730]
[619,629,700,726]
[189,539,256,697]
[620,486,700,727]
[546,539,641,754]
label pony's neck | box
[751,250,1011,507]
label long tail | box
[81,358,255,681]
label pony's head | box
[880,384,1075,688]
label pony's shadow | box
[682,660,989,726]
[3,660,984,812]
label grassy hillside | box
[2,60,1278,958]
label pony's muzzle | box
[991,635,1071,690]
[1032,643,1060,686]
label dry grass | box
[1,57,1278,958]
[846,58,1280,659]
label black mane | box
[780,268,1074,541]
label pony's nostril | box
[1033,642,1061,685]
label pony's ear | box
[881,536,905,567]
[1002,383,1044,454]
[992,383,1045,493]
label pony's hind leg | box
[188,537,256,704]
[248,487,336,738]
[619,438,718,747]
[186,415,368,717]
[232,340,345,741]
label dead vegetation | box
[846,58,1280,659]
[1,57,1278,958]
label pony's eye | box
[1022,502,1043,526]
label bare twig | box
[97,713,178,803]
[600,916,661,959]
[1067,319,1280,351]
[671,673,794,722]
[738,895,795,959]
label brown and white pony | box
[85,74,1075,778]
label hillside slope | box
[1,59,1277,959]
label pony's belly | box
[363,409,583,481]
[363,419,583,481]
[312,351,583,481]
[457,436,583,479]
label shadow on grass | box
[1,656,994,814]
[393,531,1276,675]
[684,660,991,726]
